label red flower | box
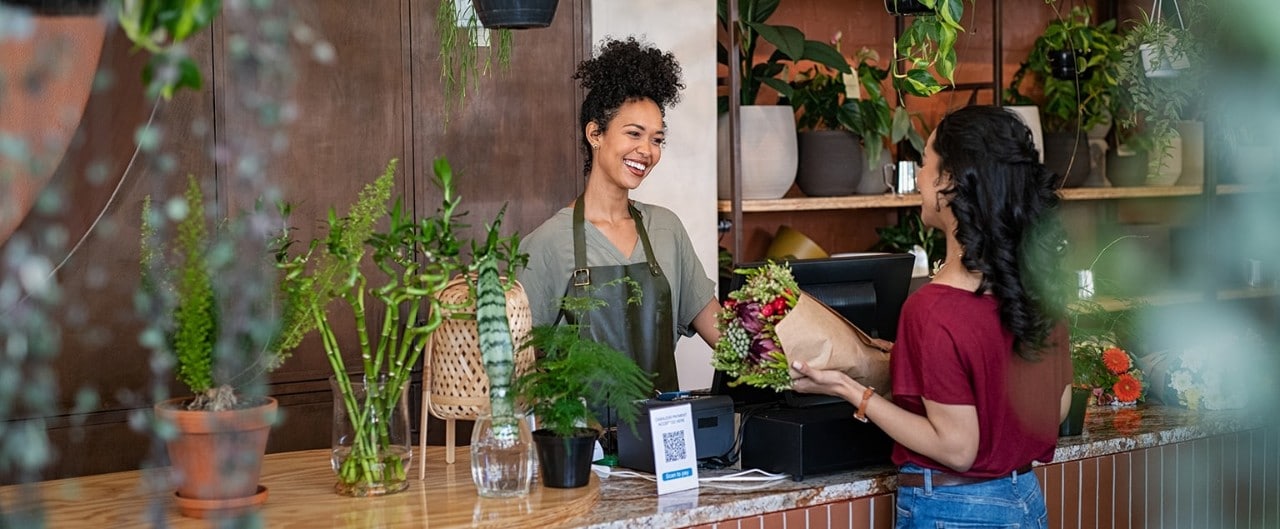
[1112,373,1143,403]
[1102,347,1131,375]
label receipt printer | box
[616,395,734,473]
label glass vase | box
[470,413,535,498]
[330,374,412,497]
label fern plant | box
[514,279,652,438]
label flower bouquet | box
[1071,338,1145,406]
[1139,331,1270,411]
[711,261,891,392]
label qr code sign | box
[662,430,687,463]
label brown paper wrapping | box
[775,293,892,395]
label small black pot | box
[1,0,105,15]
[472,0,560,29]
[883,0,933,15]
[1058,387,1091,437]
[532,428,597,488]
[1047,49,1096,81]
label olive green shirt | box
[518,201,717,341]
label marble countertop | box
[571,404,1268,529]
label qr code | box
[662,430,687,463]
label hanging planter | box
[1047,49,1095,81]
[883,0,933,16]
[1,0,105,15]
[1136,0,1191,78]
[472,0,560,29]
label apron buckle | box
[649,263,662,277]
[572,268,591,286]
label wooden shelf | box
[1072,287,1279,312]
[716,186,1203,213]
[1217,184,1280,195]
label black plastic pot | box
[532,428,597,488]
[472,0,560,29]
[1046,49,1095,81]
[883,0,932,15]
[1058,387,1091,437]
[1,0,105,15]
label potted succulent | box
[276,158,465,497]
[1005,5,1122,187]
[715,0,850,199]
[784,45,896,197]
[139,176,290,518]
[514,285,652,489]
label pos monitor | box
[712,253,915,407]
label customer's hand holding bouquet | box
[711,262,892,392]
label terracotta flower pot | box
[154,396,277,518]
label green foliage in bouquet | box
[515,278,652,438]
[712,261,799,391]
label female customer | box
[519,38,720,393]
[792,105,1072,528]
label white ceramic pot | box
[1175,120,1204,186]
[717,106,798,200]
[1146,129,1182,186]
[1004,106,1044,163]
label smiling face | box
[586,98,665,191]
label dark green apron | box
[561,196,677,392]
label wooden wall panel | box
[8,0,589,482]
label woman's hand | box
[790,361,857,401]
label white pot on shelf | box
[1146,129,1182,186]
[717,106,798,200]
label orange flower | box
[1102,347,1131,374]
[1112,373,1143,403]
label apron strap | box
[571,195,663,286]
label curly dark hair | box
[932,105,1070,360]
[573,37,684,175]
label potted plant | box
[139,176,289,518]
[514,285,652,489]
[715,0,850,200]
[1005,5,1121,187]
[784,45,896,197]
[277,158,465,496]
[1113,2,1204,185]
[872,210,944,274]
[886,0,967,155]
[472,0,559,29]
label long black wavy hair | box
[573,37,684,176]
[932,105,1070,359]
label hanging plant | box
[886,0,969,154]
[437,0,514,118]
[116,0,223,100]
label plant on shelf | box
[1113,1,1205,178]
[785,45,896,169]
[436,0,514,118]
[138,175,289,516]
[1004,5,1121,135]
[277,158,465,497]
[515,281,652,489]
[116,0,223,100]
[886,0,968,154]
[716,0,850,110]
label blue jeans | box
[895,464,1048,529]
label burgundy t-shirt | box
[890,283,1070,478]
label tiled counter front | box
[599,405,1279,529]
